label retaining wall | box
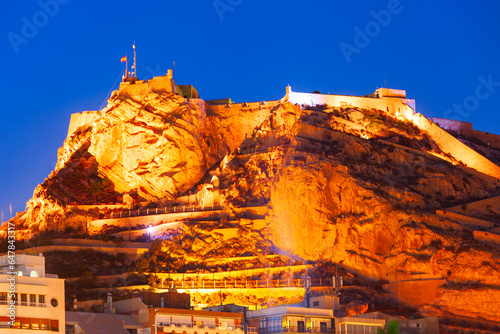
[51,238,150,249]
[154,264,313,281]
[69,204,128,211]
[436,210,496,230]
[473,231,500,246]
[89,210,228,234]
[15,245,149,258]
[446,196,500,224]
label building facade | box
[335,314,386,334]
[247,306,335,334]
[0,254,65,333]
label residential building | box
[0,253,65,333]
[65,311,145,334]
[154,308,251,334]
[247,306,335,334]
[335,313,386,334]
[109,294,252,334]
[308,292,339,314]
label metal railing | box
[261,327,333,334]
[96,200,268,221]
[159,278,343,290]
[106,204,224,220]
[157,323,256,333]
[3,301,46,307]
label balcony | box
[4,301,47,307]
[260,327,334,334]
[156,323,257,334]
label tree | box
[378,321,399,334]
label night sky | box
[1,0,500,220]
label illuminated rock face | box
[8,89,500,322]
[89,93,209,200]
[215,104,500,321]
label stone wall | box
[286,87,415,119]
[410,113,500,180]
[446,196,500,223]
[473,230,500,246]
[69,204,128,211]
[118,72,177,101]
[430,117,500,150]
[89,206,267,235]
[50,238,150,249]
[67,110,99,138]
[435,210,495,230]
[15,245,149,258]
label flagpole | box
[125,52,128,79]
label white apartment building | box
[0,253,65,333]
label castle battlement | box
[118,69,177,101]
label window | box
[21,294,27,306]
[313,301,319,307]
[30,294,36,305]
[11,293,18,305]
[17,271,23,276]
[267,317,282,333]
[31,318,40,330]
[21,317,30,329]
[41,319,49,330]
[0,293,7,304]
[39,295,45,304]
[30,270,39,277]
[50,298,58,307]
[50,319,59,331]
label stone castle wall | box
[118,71,177,101]
[67,110,99,138]
[410,113,500,180]
[430,117,500,150]
[287,88,416,119]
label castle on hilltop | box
[67,69,416,138]
[65,70,500,181]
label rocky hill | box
[5,85,500,324]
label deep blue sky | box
[1,0,500,220]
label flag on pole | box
[120,56,127,62]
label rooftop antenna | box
[132,42,137,79]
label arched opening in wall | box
[30,270,39,277]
